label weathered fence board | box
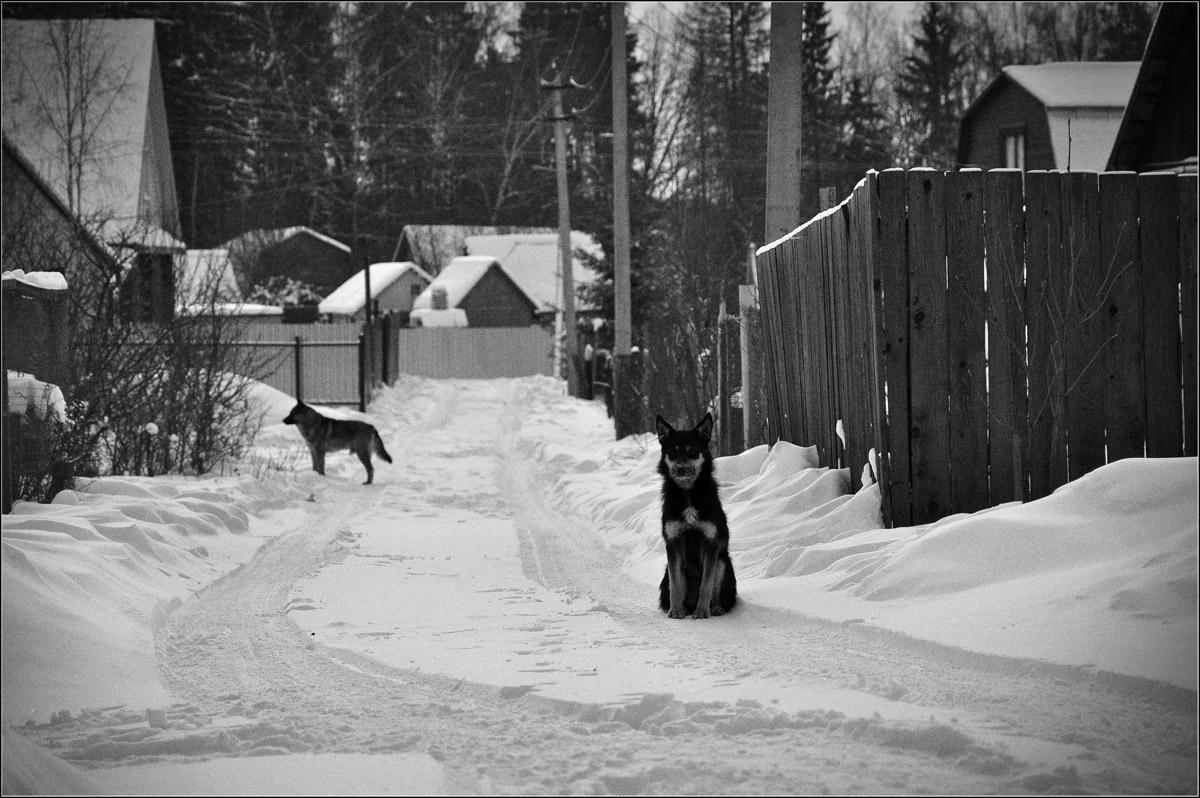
[1024,170,1068,497]
[1099,171,1145,462]
[754,167,1197,527]
[1140,173,1183,457]
[906,169,950,523]
[1182,174,1199,457]
[983,168,1026,504]
[1064,172,1106,479]
[946,169,989,513]
[844,179,877,492]
[876,168,912,525]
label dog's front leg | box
[692,542,720,619]
[664,538,689,619]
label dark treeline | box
[3,1,1156,414]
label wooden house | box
[2,19,184,323]
[411,256,539,327]
[319,261,433,323]
[956,61,1140,171]
[463,232,603,323]
[1107,2,1198,173]
[220,226,354,298]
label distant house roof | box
[464,232,603,313]
[221,226,351,255]
[1,19,181,242]
[999,62,1139,109]
[319,261,433,315]
[412,255,540,311]
[959,61,1140,172]
[392,225,555,275]
[176,249,241,304]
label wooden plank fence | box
[755,168,1198,527]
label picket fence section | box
[756,168,1198,527]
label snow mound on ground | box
[2,476,304,725]
[532,417,1196,686]
[844,457,1198,610]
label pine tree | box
[799,2,838,218]
[895,2,968,168]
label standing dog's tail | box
[374,430,393,464]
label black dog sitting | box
[655,412,737,619]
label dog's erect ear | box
[694,412,713,443]
[655,414,674,442]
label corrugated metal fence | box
[755,167,1198,527]
[237,320,555,408]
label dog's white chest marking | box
[663,504,716,540]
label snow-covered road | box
[4,377,1195,794]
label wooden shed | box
[221,226,354,297]
[319,261,433,323]
[957,61,1139,171]
[411,256,539,328]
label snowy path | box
[34,378,1194,794]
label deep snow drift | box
[1,375,1195,794]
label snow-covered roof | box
[464,232,603,312]
[176,249,241,303]
[1000,62,1139,109]
[318,261,433,315]
[411,255,538,311]
[2,19,180,239]
[221,226,351,254]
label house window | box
[1002,129,1026,170]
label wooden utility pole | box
[611,2,643,439]
[542,66,580,397]
[765,2,804,244]
[611,2,631,358]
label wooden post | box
[293,335,303,401]
[611,2,632,360]
[739,283,759,448]
[765,2,804,243]
[358,333,367,412]
[542,67,579,397]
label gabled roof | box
[958,61,1141,170]
[392,224,555,274]
[411,256,539,311]
[319,261,433,315]
[464,232,603,312]
[221,226,351,254]
[1000,62,1139,109]
[177,249,241,304]
[1,133,120,270]
[1,19,180,241]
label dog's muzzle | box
[669,460,700,486]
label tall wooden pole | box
[548,70,580,397]
[765,3,804,244]
[611,2,631,358]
